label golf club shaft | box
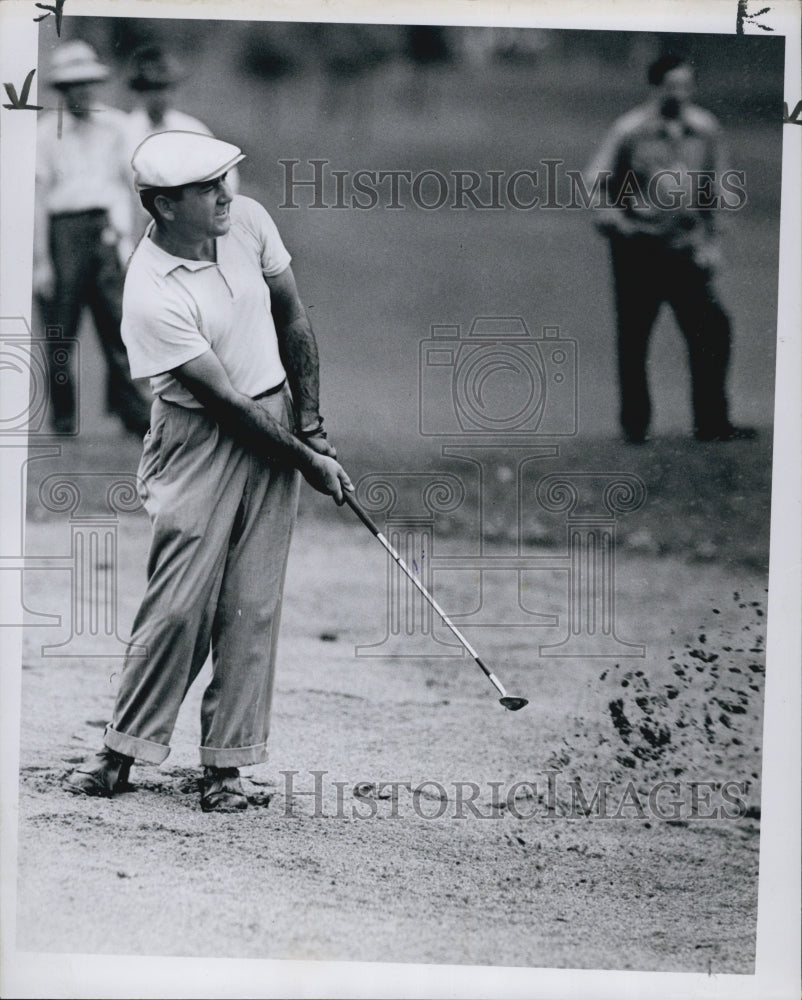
[343,492,510,699]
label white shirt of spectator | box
[35,104,134,258]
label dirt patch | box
[15,516,764,973]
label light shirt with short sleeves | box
[585,102,724,248]
[121,195,291,407]
[35,104,134,259]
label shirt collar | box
[648,103,696,137]
[56,104,113,133]
[141,227,221,277]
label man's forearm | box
[221,395,318,472]
[594,206,635,237]
[172,349,348,499]
[276,312,322,429]
[180,374,318,475]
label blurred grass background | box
[31,18,782,571]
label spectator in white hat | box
[122,44,239,236]
[34,40,150,435]
[66,131,353,813]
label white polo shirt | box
[36,104,132,221]
[122,195,291,408]
[35,105,134,267]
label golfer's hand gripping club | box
[303,452,353,504]
[342,492,528,711]
[302,428,337,459]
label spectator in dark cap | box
[34,40,150,436]
[585,53,756,444]
[125,44,212,143]
[124,44,238,233]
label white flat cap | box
[131,131,246,191]
[49,40,109,86]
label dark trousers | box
[610,235,732,440]
[40,210,150,435]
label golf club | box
[343,491,528,711]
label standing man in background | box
[586,53,756,444]
[34,40,151,436]
[66,132,353,813]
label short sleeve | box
[584,118,629,191]
[259,208,292,277]
[230,196,292,278]
[121,270,210,379]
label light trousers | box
[105,387,300,767]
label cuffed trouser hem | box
[199,742,268,768]
[105,725,171,764]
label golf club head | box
[499,696,528,712]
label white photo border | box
[1,1,799,997]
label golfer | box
[66,131,353,812]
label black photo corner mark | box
[735,1,774,33]
[33,0,66,35]
[2,69,42,111]
[2,0,68,114]
[784,101,802,125]
[733,3,797,127]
